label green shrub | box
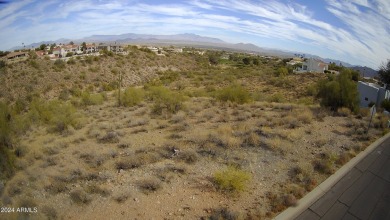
[0,102,15,179]
[27,99,83,132]
[53,59,65,69]
[214,166,251,193]
[0,102,12,147]
[317,70,359,112]
[120,87,145,107]
[216,85,251,104]
[148,86,185,115]
[81,91,104,106]
[381,99,390,112]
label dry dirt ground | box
[1,93,386,220]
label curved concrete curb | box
[274,132,390,220]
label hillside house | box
[295,58,328,73]
[52,47,66,58]
[85,44,97,53]
[98,44,123,53]
[6,51,29,60]
[358,81,390,107]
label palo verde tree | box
[378,59,390,87]
[317,69,359,113]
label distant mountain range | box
[10,32,363,69]
[350,66,378,78]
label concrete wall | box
[358,81,379,107]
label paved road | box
[296,136,390,220]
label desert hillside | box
[0,47,388,220]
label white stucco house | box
[357,81,390,107]
[295,58,329,73]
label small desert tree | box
[317,70,359,112]
[379,59,390,87]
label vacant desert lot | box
[2,93,386,220]
[0,50,388,219]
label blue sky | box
[0,0,389,69]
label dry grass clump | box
[98,131,120,143]
[336,151,354,165]
[208,207,240,220]
[313,153,335,174]
[115,149,161,170]
[45,180,68,195]
[128,118,149,127]
[295,108,314,124]
[214,166,251,193]
[267,192,297,214]
[79,153,107,168]
[41,205,58,220]
[70,189,92,204]
[208,125,241,149]
[137,177,162,194]
[288,165,317,191]
[170,111,186,124]
[85,183,111,197]
[337,107,352,117]
[242,131,261,148]
[263,137,282,152]
[113,191,130,203]
[7,176,27,197]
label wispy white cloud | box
[0,0,389,68]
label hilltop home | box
[98,44,123,53]
[52,47,66,58]
[295,58,328,73]
[357,81,390,107]
[6,51,29,60]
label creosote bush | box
[214,166,251,193]
[28,98,84,133]
[216,84,251,104]
[81,91,104,106]
[147,86,186,115]
[120,87,145,107]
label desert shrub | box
[267,93,285,103]
[85,184,110,197]
[317,70,359,112]
[70,189,92,204]
[0,102,12,148]
[41,206,58,220]
[29,60,39,69]
[67,58,76,64]
[214,166,251,193]
[120,87,145,107]
[137,177,162,194]
[313,159,333,174]
[216,85,251,104]
[53,59,65,69]
[296,108,313,124]
[337,107,351,117]
[177,149,198,164]
[209,207,239,220]
[27,98,83,132]
[81,91,104,106]
[381,99,390,112]
[148,86,186,115]
[98,131,119,143]
[0,103,15,179]
[45,180,68,194]
[14,145,28,158]
[113,192,130,203]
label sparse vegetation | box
[214,166,251,193]
[216,84,251,104]
[0,49,387,219]
[120,87,145,107]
